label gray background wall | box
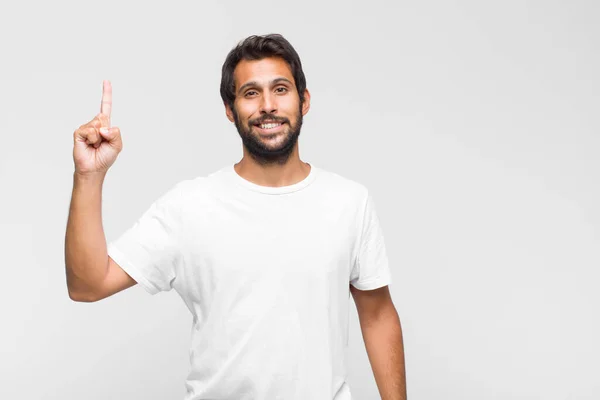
[1,0,598,399]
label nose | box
[259,91,277,114]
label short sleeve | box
[350,192,392,290]
[107,181,185,295]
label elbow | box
[68,287,98,303]
[66,268,98,303]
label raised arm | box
[65,80,134,302]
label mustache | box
[249,115,288,125]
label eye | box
[244,90,258,97]
[275,87,288,93]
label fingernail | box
[99,127,108,134]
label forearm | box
[361,309,407,400]
[64,172,109,300]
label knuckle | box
[75,127,86,138]
[83,128,97,140]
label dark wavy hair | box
[220,34,307,110]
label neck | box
[234,150,311,188]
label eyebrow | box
[237,77,294,95]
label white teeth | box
[260,123,281,129]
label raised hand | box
[73,80,123,176]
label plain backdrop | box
[1,1,598,399]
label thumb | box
[99,127,123,151]
[99,127,114,140]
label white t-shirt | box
[107,163,392,400]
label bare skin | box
[72,80,122,176]
[65,81,135,302]
[225,57,312,188]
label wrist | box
[73,170,107,185]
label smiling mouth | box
[253,121,286,133]
[254,121,284,129]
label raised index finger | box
[101,80,112,125]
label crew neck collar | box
[228,163,318,195]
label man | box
[66,34,406,400]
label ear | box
[301,89,311,116]
[225,103,235,123]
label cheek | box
[283,99,301,115]
[236,101,259,118]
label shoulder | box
[171,166,234,212]
[314,166,370,202]
[170,165,229,196]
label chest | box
[181,198,358,288]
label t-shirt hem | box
[107,243,160,295]
[350,274,392,291]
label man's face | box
[226,57,310,164]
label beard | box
[232,104,303,166]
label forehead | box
[233,57,295,89]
